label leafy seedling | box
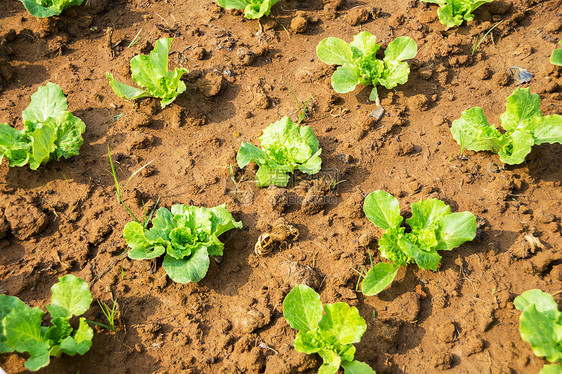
[514,290,562,374]
[237,117,322,187]
[123,204,242,283]
[0,83,86,170]
[360,190,477,295]
[551,40,562,66]
[216,0,279,19]
[316,31,417,105]
[19,0,83,18]
[0,275,94,371]
[283,284,376,374]
[106,38,188,108]
[451,88,562,165]
[421,0,493,27]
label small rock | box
[233,307,271,334]
[278,261,322,289]
[487,0,512,14]
[290,16,308,33]
[301,188,325,215]
[407,94,430,111]
[544,19,562,33]
[477,65,492,80]
[465,337,486,356]
[266,186,289,213]
[435,321,457,343]
[432,352,454,370]
[253,91,270,109]
[418,68,433,80]
[198,72,224,97]
[493,70,511,86]
[192,46,206,60]
[509,66,533,84]
[345,7,370,25]
[4,201,49,240]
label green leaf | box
[540,364,562,374]
[243,0,279,19]
[238,117,322,187]
[52,112,86,160]
[318,350,342,374]
[59,318,93,356]
[46,275,93,319]
[551,41,562,66]
[283,284,323,332]
[378,60,410,89]
[378,227,410,266]
[423,0,492,27]
[19,0,83,18]
[350,31,380,57]
[518,304,562,363]
[363,190,403,230]
[531,115,562,145]
[0,295,29,353]
[369,87,379,103]
[499,88,542,132]
[361,263,400,296]
[514,290,561,321]
[28,123,56,170]
[331,64,361,93]
[106,73,151,100]
[208,204,243,237]
[384,36,417,62]
[0,124,30,167]
[124,222,166,260]
[237,142,267,168]
[407,199,450,231]
[3,306,49,359]
[44,318,73,346]
[316,37,354,65]
[435,211,477,250]
[216,0,248,10]
[398,236,441,271]
[162,246,210,283]
[318,303,367,345]
[451,107,502,152]
[107,38,188,108]
[341,360,376,374]
[497,130,535,165]
[22,83,68,123]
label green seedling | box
[127,29,143,49]
[316,31,417,105]
[421,0,493,27]
[19,0,83,17]
[0,83,86,170]
[360,190,477,295]
[451,88,562,165]
[123,204,242,283]
[107,38,188,108]
[514,290,562,374]
[107,146,157,226]
[0,275,94,371]
[237,117,322,187]
[287,83,313,124]
[96,300,118,332]
[472,20,504,55]
[216,0,279,19]
[551,40,562,66]
[283,284,376,373]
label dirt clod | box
[345,7,370,25]
[290,16,308,33]
[4,201,49,240]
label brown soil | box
[0,0,561,373]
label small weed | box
[287,83,313,124]
[127,28,143,48]
[96,299,119,332]
[472,20,504,55]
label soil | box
[0,0,561,373]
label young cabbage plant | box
[514,290,562,374]
[361,190,476,295]
[106,38,188,108]
[316,31,417,105]
[283,284,376,374]
[0,83,86,170]
[123,204,242,283]
[420,0,493,27]
[236,117,322,187]
[0,275,93,371]
[551,40,562,66]
[451,88,562,165]
[19,0,83,18]
[216,0,279,19]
